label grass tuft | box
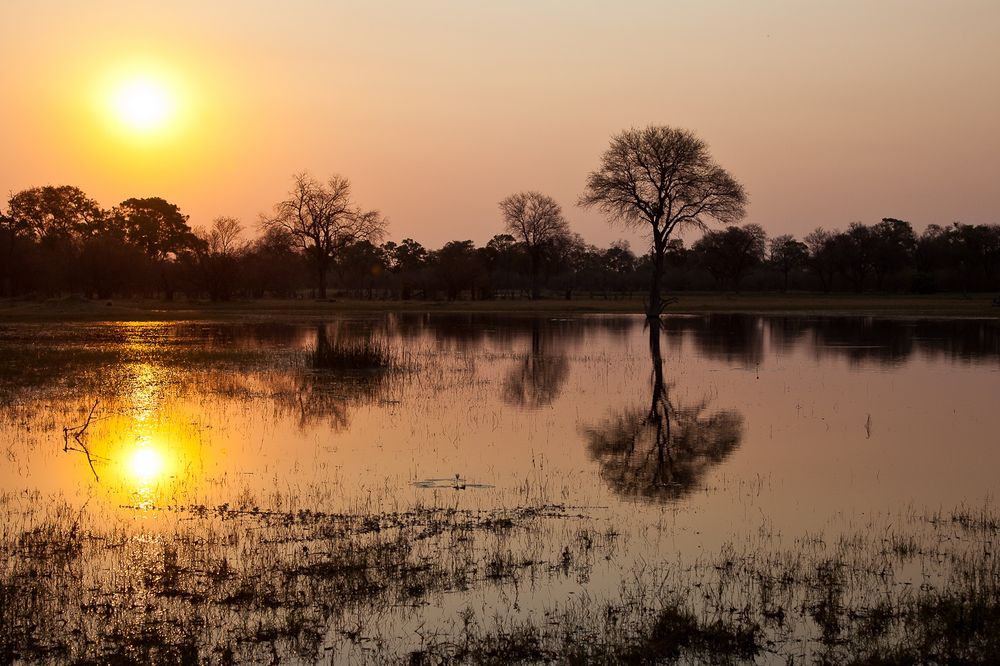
[311,335,396,371]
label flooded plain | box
[1,313,998,663]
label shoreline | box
[0,292,998,322]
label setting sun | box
[111,76,175,134]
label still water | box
[1,313,998,661]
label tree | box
[114,197,196,260]
[870,218,916,291]
[194,217,247,301]
[949,223,1000,292]
[498,191,569,299]
[383,237,428,299]
[386,238,428,274]
[832,223,874,292]
[804,228,837,293]
[545,232,589,299]
[768,234,808,292]
[0,212,17,296]
[479,233,522,298]
[603,240,637,275]
[244,227,304,298]
[336,239,386,298]
[580,126,747,318]
[77,233,145,299]
[6,186,106,294]
[692,223,767,292]
[7,185,104,242]
[432,240,483,300]
[112,197,197,299]
[262,173,386,299]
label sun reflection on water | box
[130,444,164,483]
[125,439,170,506]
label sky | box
[1,0,998,249]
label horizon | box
[2,0,997,248]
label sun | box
[110,76,176,134]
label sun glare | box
[110,76,176,134]
[129,445,164,482]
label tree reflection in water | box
[585,320,743,502]
[502,320,570,409]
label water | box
[1,313,998,662]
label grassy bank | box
[1,292,998,322]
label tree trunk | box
[647,235,665,319]
[316,262,327,299]
[529,250,540,300]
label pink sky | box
[2,0,997,249]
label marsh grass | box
[4,496,991,664]
[0,495,591,664]
[400,503,1000,665]
[311,334,398,371]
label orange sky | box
[1,0,997,248]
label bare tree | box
[194,217,248,301]
[498,191,569,299]
[202,216,245,257]
[262,173,386,299]
[580,126,747,318]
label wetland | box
[1,313,998,664]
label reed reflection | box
[585,321,743,502]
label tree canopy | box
[581,126,748,316]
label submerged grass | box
[5,494,992,663]
[0,495,588,664]
[403,506,1000,665]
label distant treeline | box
[2,183,998,301]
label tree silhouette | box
[112,197,197,299]
[7,186,104,242]
[433,240,484,300]
[580,126,747,318]
[262,173,386,299]
[692,223,767,292]
[498,191,570,299]
[194,217,247,301]
[804,228,838,293]
[870,218,916,291]
[114,197,196,260]
[768,234,808,293]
